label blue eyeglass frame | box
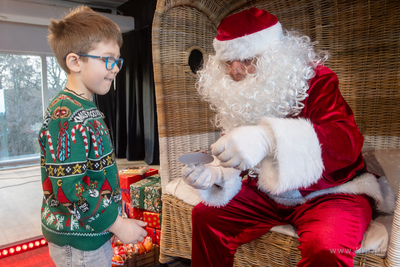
[63,53,124,70]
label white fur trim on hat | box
[213,22,283,62]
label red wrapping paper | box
[131,207,145,221]
[119,168,159,202]
[145,227,161,245]
[143,211,162,229]
[122,201,145,221]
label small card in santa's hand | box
[178,150,214,165]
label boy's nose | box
[112,64,120,73]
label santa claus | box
[181,7,395,267]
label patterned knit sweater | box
[38,91,121,251]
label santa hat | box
[213,7,283,61]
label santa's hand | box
[181,164,222,190]
[211,125,274,170]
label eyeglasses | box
[218,59,256,75]
[63,54,124,70]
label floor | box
[0,158,159,249]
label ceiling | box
[10,0,129,11]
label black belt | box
[347,159,367,182]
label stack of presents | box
[112,166,162,267]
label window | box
[0,54,67,168]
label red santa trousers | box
[191,178,373,267]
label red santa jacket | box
[198,66,395,213]
[294,65,365,196]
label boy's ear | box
[65,53,81,73]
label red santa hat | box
[213,7,283,61]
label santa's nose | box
[228,61,247,81]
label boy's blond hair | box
[48,6,123,73]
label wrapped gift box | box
[131,207,145,221]
[119,168,159,202]
[144,169,159,178]
[122,200,130,218]
[130,175,162,213]
[143,211,162,229]
[120,166,149,175]
[122,201,145,221]
[145,227,161,246]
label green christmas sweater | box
[38,91,122,251]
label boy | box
[39,6,147,266]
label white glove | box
[211,124,274,171]
[181,164,222,190]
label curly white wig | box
[196,30,329,133]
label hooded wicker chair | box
[152,0,400,266]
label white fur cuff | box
[197,174,242,207]
[258,117,324,195]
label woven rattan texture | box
[152,3,223,189]
[153,5,218,139]
[159,194,194,262]
[234,231,387,267]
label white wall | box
[0,21,52,54]
[0,0,135,54]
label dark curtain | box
[94,0,159,165]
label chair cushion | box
[166,177,202,206]
[363,148,400,195]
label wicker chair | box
[151,0,400,266]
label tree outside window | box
[0,54,66,163]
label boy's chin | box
[95,88,112,96]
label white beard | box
[197,31,327,133]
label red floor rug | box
[0,245,55,267]
[0,245,191,267]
